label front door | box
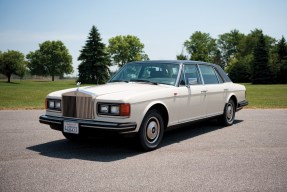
[174,64,207,123]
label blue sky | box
[1,0,287,75]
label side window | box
[214,68,224,83]
[199,65,219,84]
[179,64,202,86]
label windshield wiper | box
[130,79,158,85]
[110,80,129,83]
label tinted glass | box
[180,64,202,86]
[110,62,180,86]
[199,65,219,84]
[214,68,224,83]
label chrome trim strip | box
[40,119,62,124]
[46,109,62,113]
[81,125,136,130]
[39,115,137,132]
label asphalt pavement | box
[0,109,287,192]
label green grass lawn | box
[244,83,287,108]
[0,80,77,109]
[0,80,286,109]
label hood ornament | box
[76,82,81,92]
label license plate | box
[63,121,79,134]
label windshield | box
[109,62,180,86]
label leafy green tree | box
[226,56,251,83]
[251,33,272,84]
[238,29,263,58]
[237,29,275,59]
[184,31,217,62]
[217,29,245,67]
[78,26,111,84]
[212,49,224,69]
[27,41,73,81]
[108,35,149,67]
[0,50,26,83]
[220,29,277,83]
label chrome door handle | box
[201,90,207,96]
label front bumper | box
[236,100,248,111]
[39,115,137,133]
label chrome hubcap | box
[146,117,160,143]
[226,103,234,122]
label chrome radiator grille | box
[62,91,94,119]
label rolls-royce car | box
[39,60,248,151]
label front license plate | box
[64,121,79,134]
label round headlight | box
[110,105,120,114]
[49,100,55,108]
[55,101,61,109]
[100,105,109,113]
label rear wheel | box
[219,99,235,126]
[138,109,164,151]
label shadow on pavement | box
[27,119,243,162]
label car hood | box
[47,82,173,102]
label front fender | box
[142,100,169,118]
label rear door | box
[198,65,226,117]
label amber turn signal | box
[120,103,130,116]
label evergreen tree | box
[277,37,287,61]
[277,36,287,83]
[176,53,188,60]
[78,26,111,84]
[212,49,224,69]
[251,33,272,84]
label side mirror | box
[188,78,198,85]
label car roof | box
[131,60,219,66]
[131,60,199,64]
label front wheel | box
[138,109,164,151]
[219,99,235,126]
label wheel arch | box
[143,102,169,130]
[226,94,238,108]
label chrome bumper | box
[236,100,248,111]
[39,115,137,132]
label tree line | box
[1,26,286,84]
[179,29,287,84]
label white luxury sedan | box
[39,60,248,151]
